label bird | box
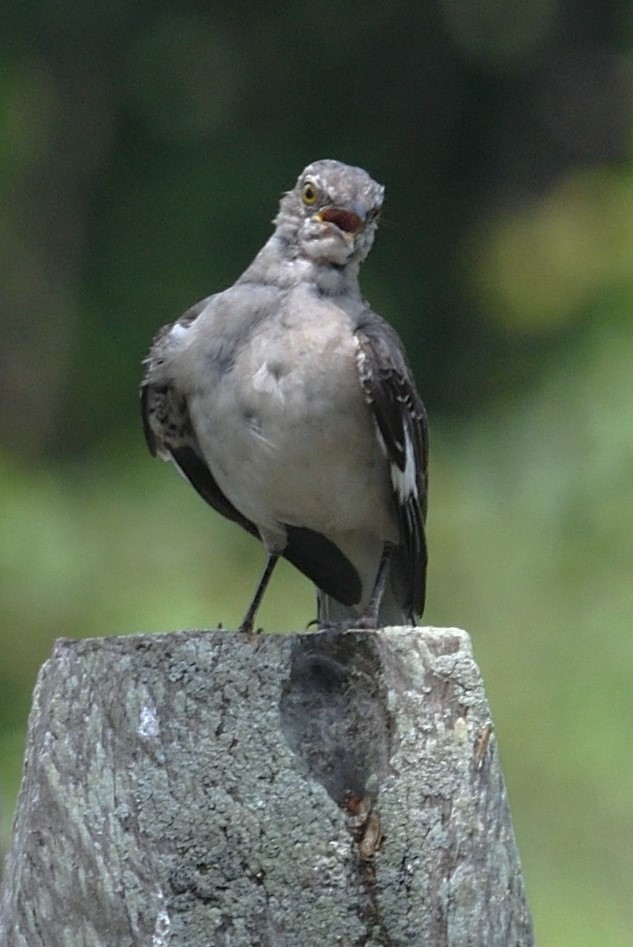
[141,159,428,633]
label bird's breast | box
[188,303,394,538]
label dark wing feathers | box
[355,319,428,617]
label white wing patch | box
[390,427,418,502]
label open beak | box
[314,201,367,235]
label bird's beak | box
[314,200,367,235]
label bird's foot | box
[307,614,380,633]
[238,621,264,635]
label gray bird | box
[141,159,428,633]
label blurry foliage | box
[1,1,633,943]
[472,166,633,329]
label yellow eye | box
[302,181,318,206]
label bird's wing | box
[141,377,261,540]
[354,317,428,618]
[140,297,260,540]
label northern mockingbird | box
[141,159,428,632]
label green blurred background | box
[1,1,632,942]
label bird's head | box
[274,159,385,267]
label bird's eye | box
[369,206,382,222]
[302,182,318,206]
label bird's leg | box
[316,541,396,632]
[238,553,279,634]
[357,540,395,628]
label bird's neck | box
[238,234,362,298]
